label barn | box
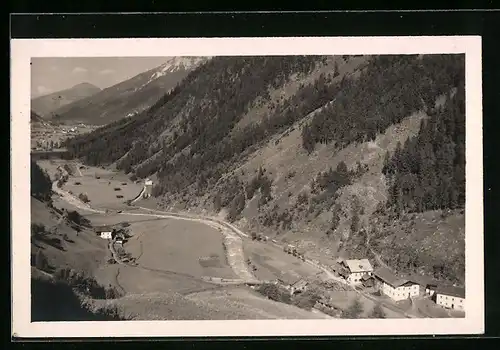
[435,286,465,311]
[373,267,420,301]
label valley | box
[30,54,466,321]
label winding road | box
[52,177,417,319]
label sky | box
[31,57,172,98]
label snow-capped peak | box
[146,57,210,84]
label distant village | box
[31,122,97,151]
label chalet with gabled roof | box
[435,286,465,311]
[373,267,420,301]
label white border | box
[11,36,483,338]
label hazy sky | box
[31,57,171,98]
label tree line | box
[31,160,52,203]
[383,81,465,214]
[301,54,465,154]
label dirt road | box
[52,177,415,319]
[53,182,258,284]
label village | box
[43,160,466,319]
[31,121,97,151]
[93,215,465,319]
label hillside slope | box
[50,57,209,125]
[30,160,128,320]
[31,83,101,118]
[66,54,466,286]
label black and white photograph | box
[11,36,483,337]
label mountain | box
[49,57,210,126]
[31,83,101,118]
[65,54,466,286]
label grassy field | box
[243,239,320,284]
[37,160,144,210]
[63,168,143,210]
[125,217,237,279]
[35,160,369,320]
[31,197,108,275]
[323,289,404,319]
[186,287,331,319]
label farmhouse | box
[373,267,420,301]
[342,259,374,284]
[435,286,465,311]
[290,279,309,295]
[94,225,114,240]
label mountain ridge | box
[31,82,102,117]
[48,57,210,125]
[65,54,466,286]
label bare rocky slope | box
[65,54,466,287]
[49,57,209,125]
[31,82,101,118]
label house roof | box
[361,273,373,281]
[291,279,309,289]
[408,273,439,287]
[344,259,373,273]
[373,267,410,288]
[436,286,465,299]
[337,267,349,277]
[278,272,303,286]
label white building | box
[100,231,112,239]
[435,286,465,311]
[342,259,374,284]
[373,267,420,301]
[95,225,114,240]
[144,178,153,198]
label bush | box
[54,267,124,300]
[66,210,91,227]
[62,233,74,243]
[291,289,321,311]
[78,193,90,203]
[297,192,309,206]
[341,297,364,319]
[31,161,52,202]
[34,250,50,272]
[368,303,386,319]
[31,223,46,237]
[256,283,291,304]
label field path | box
[52,181,258,283]
[51,176,414,319]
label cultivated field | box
[64,167,143,210]
[126,217,237,279]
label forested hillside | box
[65,54,466,285]
[383,83,465,214]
